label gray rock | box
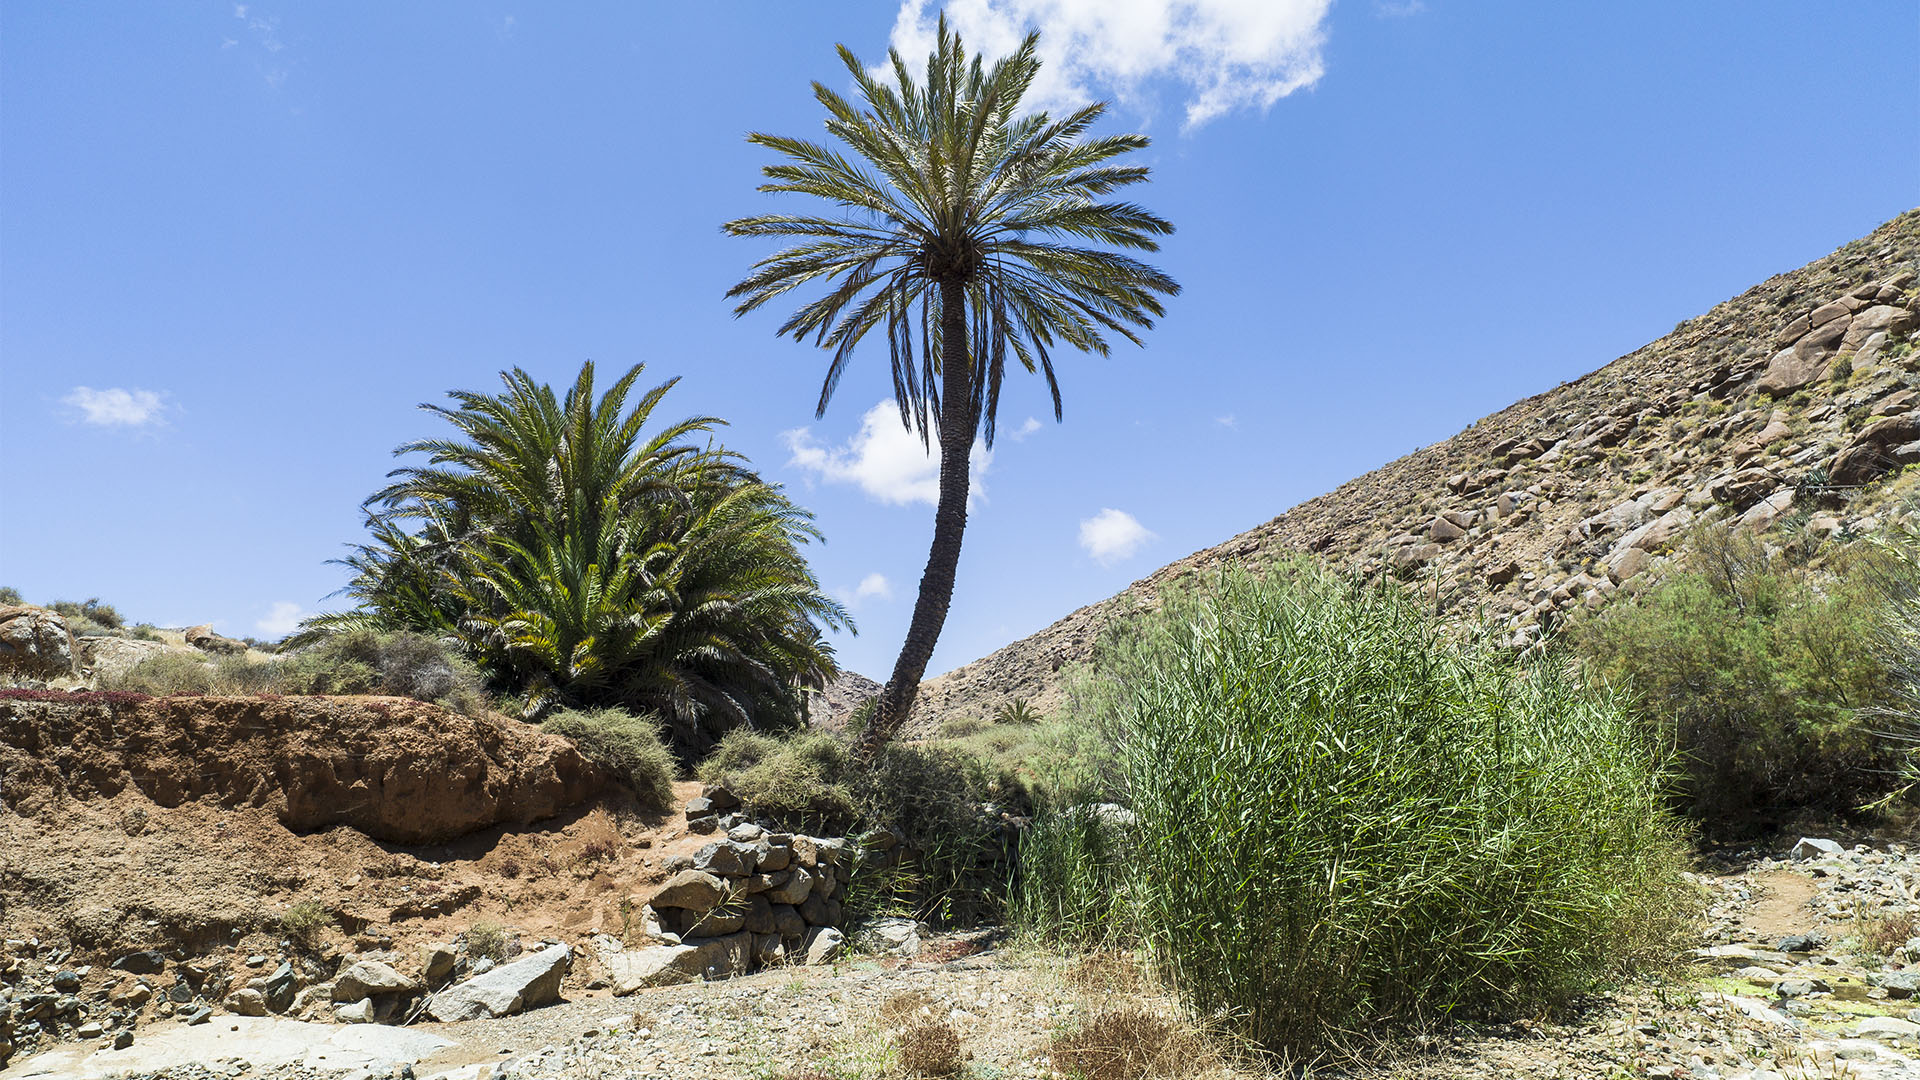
[332,960,417,1002]
[771,904,807,940]
[1429,516,1466,542]
[423,943,571,1022]
[1791,837,1846,860]
[650,870,727,911]
[224,989,269,1016]
[692,842,748,878]
[756,842,791,872]
[335,998,375,1024]
[686,814,720,834]
[422,943,457,986]
[111,951,167,976]
[727,823,766,843]
[854,918,923,958]
[768,865,814,906]
[804,927,845,966]
[1775,977,1830,998]
[1872,971,1920,999]
[0,605,78,679]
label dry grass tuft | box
[897,1021,965,1077]
[1049,1008,1207,1080]
[1856,908,1918,957]
[879,989,938,1028]
[1065,950,1144,994]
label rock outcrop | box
[0,605,78,680]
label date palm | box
[726,18,1178,757]
[303,361,851,752]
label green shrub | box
[281,900,330,952]
[1011,804,1132,948]
[937,715,988,739]
[1068,564,1696,1058]
[542,707,677,812]
[1577,528,1897,829]
[0,586,20,605]
[276,630,485,712]
[992,698,1040,725]
[698,728,856,827]
[698,726,1027,925]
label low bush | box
[1048,564,1696,1059]
[699,729,857,827]
[895,1022,963,1078]
[465,920,509,962]
[1011,804,1132,949]
[281,900,330,952]
[278,630,485,712]
[1048,1009,1204,1080]
[1576,528,1897,830]
[541,707,676,813]
[698,727,1026,925]
[104,651,217,695]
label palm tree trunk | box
[857,277,973,760]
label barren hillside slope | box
[900,210,1920,734]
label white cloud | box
[255,602,308,638]
[887,0,1332,130]
[837,572,896,608]
[1374,0,1426,17]
[1009,416,1043,441]
[785,401,991,508]
[854,573,893,601]
[1079,507,1155,566]
[63,386,168,428]
[1215,414,1238,429]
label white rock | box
[1792,837,1845,860]
[423,943,571,1022]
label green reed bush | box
[1068,564,1696,1058]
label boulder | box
[1790,837,1845,860]
[423,943,571,1022]
[1428,516,1466,542]
[692,842,748,878]
[183,624,248,655]
[649,870,727,912]
[601,933,754,993]
[854,918,923,958]
[1845,304,1916,349]
[332,960,417,1002]
[421,943,457,986]
[111,951,168,976]
[224,988,269,1016]
[767,865,814,906]
[0,606,77,679]
[1829,413,1920,486]
[335,998,375,1024]
[804,927,845,966]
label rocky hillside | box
[901,210,1920,734]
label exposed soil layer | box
[0,694,605,845]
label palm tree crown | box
[305,361,851,753]
[726,18,1177,755]
[725,17,1178,446]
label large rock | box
[0,605,77,679]
[183,624,248,656]
[649,870,727,912]
[601,934,754,994]
[1844,304,1916,349]
[331,960,417,1002]
[1829,413,1920,486]
[423,943,570,1022]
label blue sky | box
[2,2,1914,679]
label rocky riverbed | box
[20,836,1920,1079]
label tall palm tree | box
[303,361,852,752]
[726,18,1178,756]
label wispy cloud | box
[1215,414,1238,429]
[887,0,1333,130]
[494,14,518,40]
[1009,416,1044,442]
[1374,0,1427,17]
[1079,507,1155,566]
[62,386,169,428]
[837,572,895,608]
[255,601,309,638]
[232,5,292,88]
[785,401,991,508]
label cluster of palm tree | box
[301,361,850,754]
